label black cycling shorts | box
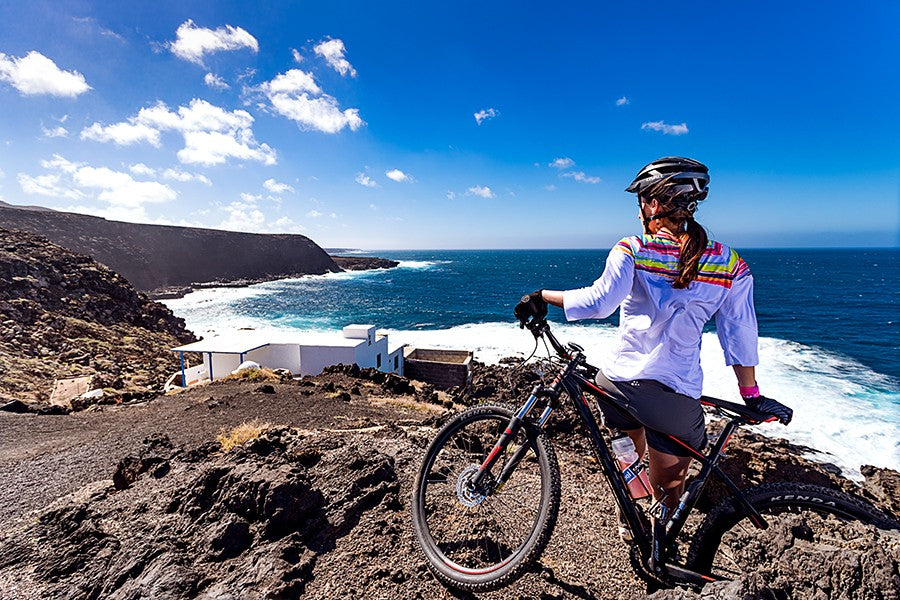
[594,372,707,458]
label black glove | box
[514,290,548,328]
[744,395,793,425]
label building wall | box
[388,347,405,376]
[404,358,471,389]
[204,352,242,380]
[299,345,358,376]
[247,344,301,374]
[355,337,393,371]
[183,364,208,386]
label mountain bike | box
[410,318,897,592]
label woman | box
[515,156,791,539]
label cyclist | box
[515,156,792,539]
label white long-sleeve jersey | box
[563,233,758,398]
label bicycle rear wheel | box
[687,482,899,593]
[411,403,561,592]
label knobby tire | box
[411,403,561,592]
[687,481,898,579]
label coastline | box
[149,255,400,300]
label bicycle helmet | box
[626,156,709,212]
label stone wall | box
[402,348,472,390]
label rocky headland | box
[0,363,897,599]
[0,204,340,292]
[0,227,195,408]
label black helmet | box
[626,156,709,212]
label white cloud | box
[20,156,177,211]
[168,20,258,66]
[550,157,575,169]
[18,173,84,199]
[467,185,495,199]
[314,38,357,77]
[385,169,411,183]
[260,69,363,134]
[263,178,294,193]
[641,120,689,135]
[41,125,68,138]
[81,121,161,146]
[616,96,629,106]
[544,184,557,191]
[0,51,91,97]
[474,108,498,125]
[306,209,323,218]
[561,171,602,184]
[368,203,377,210]
[355,173,377,188]
[180,129,276,166]
[73,166,177,207]
[216,194,304,233]
[72,17,126,44]
[263,69,321,95]
[258,69,363,134]
[291,48,303,63]
[446,191,456,200]
[163,168,212,185]
[82,99,276,166]
[204,72,230,90]
[129,163,156,176]
[40,154,81,174]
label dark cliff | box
[0,205,340,291]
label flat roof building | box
[170,325,405,388]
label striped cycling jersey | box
[563,232,758,398]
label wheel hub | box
[456,464,488,507]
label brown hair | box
[672,215,708,289]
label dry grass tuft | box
[216,419,272,452]
[222,368,282,382]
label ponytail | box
[673,217,708,289]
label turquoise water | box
[164,248,900,478]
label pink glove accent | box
[739,384,760,398]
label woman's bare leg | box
[624,428,647,457]
[647,447,692,510]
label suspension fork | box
[472,355,579,488]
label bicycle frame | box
[473,319,770,587]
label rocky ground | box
[0,364,897,599]
[0,228,195,407]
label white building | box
[169,325,405,388]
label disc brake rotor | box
[456,464,488,507]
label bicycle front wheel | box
[411,403,561,592]
[687,482,899,593]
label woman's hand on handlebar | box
[514,290,548,328]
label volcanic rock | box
[0,227,195,405]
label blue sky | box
[0,1,896,249]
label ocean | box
[162,248,900,480]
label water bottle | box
[611,435,652,499]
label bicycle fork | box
[471,383,554,490]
